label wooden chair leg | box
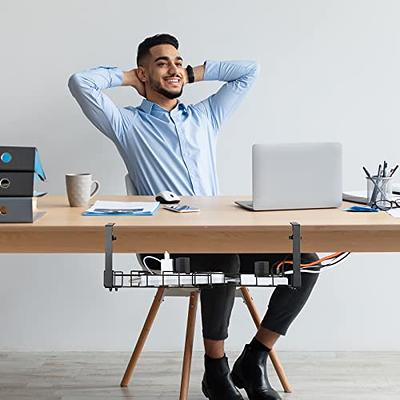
[240,287,292,393]
[179,291,199,400]
[120,287,165,387]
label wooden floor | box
[0,351,399,399]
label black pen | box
[390,164,399,177]
[362,166,372,178]
[370,165,381,206]
[382,161,387,177]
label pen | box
[382,161,387,177]
[370,165,382,207]
[363,166,378,205]
[390,165,399,177]
[362,166,372,178]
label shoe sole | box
[202,379,245,400]
[232,371,281,400]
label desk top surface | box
[1,195,399,232]
[2,196,400,253]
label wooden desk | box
[2,195,400,398]
[1,195,400,254]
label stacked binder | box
[0,146,46,222]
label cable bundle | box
[277,252,351,275]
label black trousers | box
[138,253,319,341]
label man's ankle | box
[204,338,225,359]
[249,337,271,353]
[205,353,225,361]
[204,353,230,379]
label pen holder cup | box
[367,176,393,207]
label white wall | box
[1,0,400,351]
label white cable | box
[141,256,162,275]
[285,269,320,275]
[284,264,341,275]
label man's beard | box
[157,86,183,99]
[151,78,183,99]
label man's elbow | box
[238,62,260,88]
[68,72,92,96]
[249,61,261,79]
[68,73,83,95]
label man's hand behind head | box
[123,69,146,97]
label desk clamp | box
[103,222,302,291]
[104,223,117,291]
[289,222,302,289]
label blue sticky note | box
[344,205,379,212]
[34,149,46,182]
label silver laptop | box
[236,143,343,211]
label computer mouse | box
[155,190,181,204]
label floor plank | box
[0,352,399,399]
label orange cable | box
[276,252,344,271]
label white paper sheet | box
[387,208,400,218]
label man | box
[69,33,320,400]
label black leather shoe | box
[231,344,281,400]
[202,354,244,400]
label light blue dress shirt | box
[68,60,259,196]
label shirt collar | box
[139,99,187,115]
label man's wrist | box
[186,65,195,84]
[122,69,138,86]
[185,64,205,84]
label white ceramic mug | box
[65,173,100,207]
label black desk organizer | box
[0,146,46,222]
[103,222,302,290]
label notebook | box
[82,200,160,216]
[343,184,400,204]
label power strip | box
[129,273,288,287]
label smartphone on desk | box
[163,204,200,213]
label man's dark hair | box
[136,34,179,66]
